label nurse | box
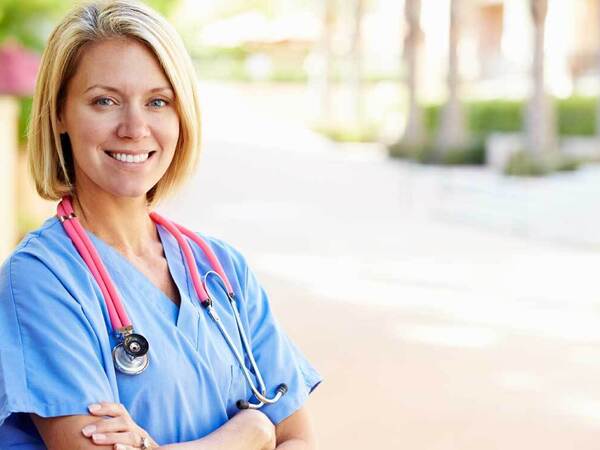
[0,1,321,449]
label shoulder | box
[197,234,248,267]
[185,232,254,294]
[0,216,84,304]
[3,216,72,268]
[194,233,249,276]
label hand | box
[233,409,276,450]
[82,402,159,450]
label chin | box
[105,184,153,200]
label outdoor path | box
[160,82,600,449]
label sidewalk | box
[399,161,600,248]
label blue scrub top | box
[0,216,321,448]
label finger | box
[88,402,128,418]
[81,416,129,437]
[114,445,136,450]
[91,431,140,446]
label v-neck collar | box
[84,222,199,339]
[156,225,201,336]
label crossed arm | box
[31,403,316,450]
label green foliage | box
[425,97,598,138]
[18,96,32,145]
[557,96,596,135]
[388,141,418,159]
[423,105,441,136]
[0,0,181,50]
[504,151,549,176]
[316,124,379,143]
[469,100,523,133]
[425,100,523,136]
[504,151,581,177]
[388,138,485,166]
[441,139,486,165]
[388,141,432,161]
[0,0,71,49]
[206,0,275,20]
[554,155,582,172]
[143,0,181,16]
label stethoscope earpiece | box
[236,399,250,410]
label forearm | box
[159,411,274,450]
[275,438,314,450]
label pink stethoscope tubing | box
[56,196,287,409]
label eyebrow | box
[84,84,174,94]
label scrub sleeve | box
[0,248,115,428]
[210,240,322,425]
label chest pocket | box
[195,283,253,416]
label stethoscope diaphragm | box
[112,337,149,375]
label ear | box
[57,112,66,134]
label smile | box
[106,151,155,164]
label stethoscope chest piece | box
[112,333,150,375]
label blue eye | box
[149,98,168,108]
[94,97,115,106]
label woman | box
[0,1,321,449]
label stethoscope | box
[56,196,287,410]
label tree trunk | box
[401,0,424,148]
[526,0,556,156]
[436,0,467,154]
[348,0,365,130]
[316,0,335,127]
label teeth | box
[109,152,150,163]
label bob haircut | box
[28,0,202,206]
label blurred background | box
[3,0,600,448]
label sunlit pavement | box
[162,82,600,449]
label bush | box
[316,124,379,143]
[504,150,582,176]
[504,151,549,176]
[388,138,485,166]
[425,100,522,136]
[554,155,582,172]
[557,96,596,135]
[441,139,486,165]
[424,97,598,138]
[469,100,523,134]
[388,141,418,159]
[387,141,436,162]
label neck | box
[72,190,158,257]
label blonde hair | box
[28,0,201,205]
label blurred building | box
[419,0,599,101]
[175,0,598,99]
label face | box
[58,38,180,201]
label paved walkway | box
[161,82,600,449]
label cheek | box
[154,114,180,153]
[66,110,113,154]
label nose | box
[116,105,150,140]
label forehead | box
[68,38,172,93]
